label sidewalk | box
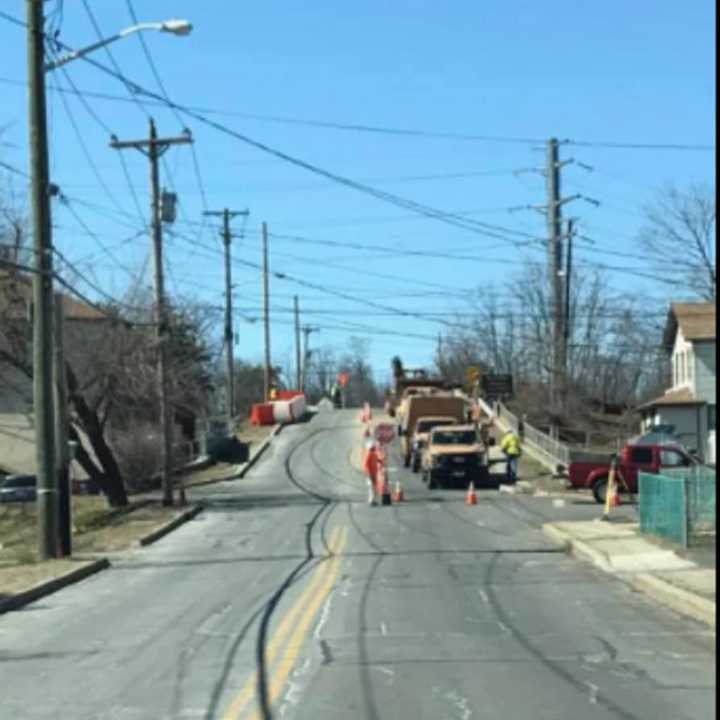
[543,520,716,628]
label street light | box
[25,0,192,558]
[45,19,193,71]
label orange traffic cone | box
[610,483,621,507]
[392,480,405,502]
[465,481,478,506]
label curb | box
[236,424,284,479]
[137,504,203,546]
[0,558,110,615]
[542,524,716,627]
[630,573,716,628]
[182,425,283,489]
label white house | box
[639,302,716,463]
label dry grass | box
[0,496,181,597]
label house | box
[639,302,716,463]
[0,269,109,474]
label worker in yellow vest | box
[500,428,522,484]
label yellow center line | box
[221,526,345,720]
[253,527,348,718]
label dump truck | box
[387,377,447,419]
[400,394,466,466]
[421,424,494,489]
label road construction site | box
[0,405,714,720]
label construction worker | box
[362,440,382,505]
[500,427,522,484]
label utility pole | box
[301,326,318,393]
[27,0,58,559]
[512,141,597,437]
[111,120,192,506]
[53,294,71,556]
[546,137,564,435]
[203,208,249,428]
[294,296,302,391]
[563,218,574,379]
[262,222,272,400]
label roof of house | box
[0,270,108,321]
[663,302,716,349]
[638,386,706,411]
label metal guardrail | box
[476,397,570,472]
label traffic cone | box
[610,483,621,507]
[465,481,478,506]
[392,480,405,502]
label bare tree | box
[640,183,716,300]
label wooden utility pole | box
[301,326,319,392]
[203,208,249,426]
[563,219,574,370]
[53,294,71,556]
[294,296,302,391]
[262,222,272,400]
[546,137,564,435]
[111,120,192,506]
[28,0,58,559]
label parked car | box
[0,474,37,503]
[567,440,701,503]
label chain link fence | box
[639,468,716,547]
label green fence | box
[639,468,716,547]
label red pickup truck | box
[567,441,698,503]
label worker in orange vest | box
[362,441,382,506]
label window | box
[709,405,716,432]
[631,447,653,464]
[680,351,686,383]
[660,449,690,467]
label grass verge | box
[0,496,183,598]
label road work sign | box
[374,423,396,445]
[337,372,350,387]
[467,366,481,385]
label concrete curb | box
[137,505,203,546]
[0,558,110,615]
[630,573,716,628]
[236,423,284,479]
[542,524,716,627]
[182,424,284,489]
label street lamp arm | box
[45,19,192,72]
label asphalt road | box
[0,408,715,720]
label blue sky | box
[1,1,715,385]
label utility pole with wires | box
[294,296,302,391]
[546,137,564,431]
[110,119,192,506]
[203,208,249,428]
[27,0,59,559]
[301,326,319,393]
[563,218,575,394]
[262,222,272,400]
[510,139,598,437]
